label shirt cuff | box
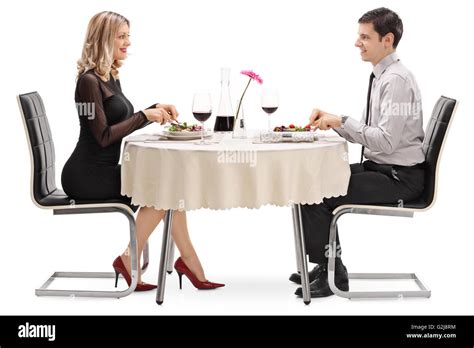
[340,116,360,132]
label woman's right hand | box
[142,107,173,125]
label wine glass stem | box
[268,113,271,131]
[201,121,204,144]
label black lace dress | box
[61,70,154,210]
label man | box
[291,7,425,298]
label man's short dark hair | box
[359,7,403,48]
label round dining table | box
[121,131,351,304]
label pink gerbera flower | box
[233,70,263,132]
[240,70,263,84]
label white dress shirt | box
[335,52,425,166]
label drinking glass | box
[261,88,279,132]
[192,92,212,145]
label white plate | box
[257,131,317,143]
[158,131,213,140]
[275,131,313,137]
[162,129,212,136]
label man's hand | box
[309,108,342,130]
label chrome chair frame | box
[327,97,458,299]
[18,93,150,298]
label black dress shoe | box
[289,264,325,285]
[295,260,349,298]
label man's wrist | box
[340,115,349,128]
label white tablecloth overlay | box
[121,133,351,211]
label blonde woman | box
[61,11,224,291]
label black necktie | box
[360,72,375,164]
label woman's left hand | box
[154,104,179,122]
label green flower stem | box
[233,77,252,131]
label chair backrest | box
[17,92,58,205]
[422,96,457,207]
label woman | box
[62,11,224,291]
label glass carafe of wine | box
[213,67,234,132]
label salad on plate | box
[166,122,203,132]
[273,124,312,132]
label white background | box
[1,0,473,315]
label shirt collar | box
[373,52,399,79]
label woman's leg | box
[171,211,207,282]
[120,206,165,283]
[120,208,206,283]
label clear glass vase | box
[232,98,247,138]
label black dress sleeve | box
[115,78,158,129]
[76,73,150,148]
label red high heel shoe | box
[112,256,157,292]
[174,257,225,290]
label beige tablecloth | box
[121,133,350,211]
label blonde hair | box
[76,11,129,81]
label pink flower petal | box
[240,70,263,84]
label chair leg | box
[292,204,311,304]
[156,210,174,305]
[36,207,139,298]
[327,208,431,299]
[166,240,175,274]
